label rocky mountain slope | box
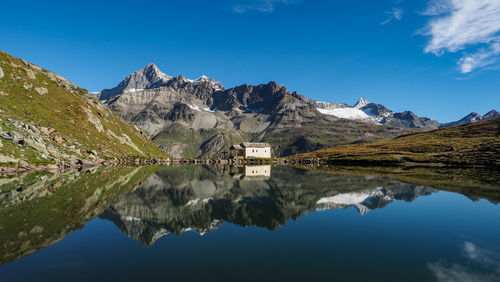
[295,117,500,167]
[100,64,417,158]
[0,51,168,166]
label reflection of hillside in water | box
[101,165,437,246]
[0,166,157,266]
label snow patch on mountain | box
[317,107,371,120]
[188,104,201,111]
[124,88,144,94]
[317,107,382,124]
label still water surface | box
[0,165,499,281]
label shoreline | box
[0,157,277,175]
[1,156,496,175]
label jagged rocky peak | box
[99,64,225,101]
[99,62,172,101]
[196,75,224,90]
[359,102,392,117]
[353,97,370,109]
[464,112,482,121]
[175,74,187,81]
[210,81,295,113]
[483,110,500,120]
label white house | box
[230,142,272,159]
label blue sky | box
[1,0,499,122]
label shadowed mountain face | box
[100,166,438,246]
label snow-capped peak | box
[353,97,370,109]
[194,75,224,90]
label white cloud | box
[428,242,500,282]
[420,0,500,73]
[232,0,300,14]
[462,241,500,267]
[428,261,499,282]
[381,8,404,25]
[458,43,500,73]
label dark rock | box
[1,133,13,140]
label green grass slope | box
[294,118,500,167]
[0,51,168,165]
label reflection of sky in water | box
[428,241,500,282]
[0,166,499,281]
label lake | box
[0,165,499,281]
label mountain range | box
[92,63,498,158]
[1,50,497,163]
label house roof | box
[230,144,243,150]
[241,142,271,148]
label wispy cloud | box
[428,262,499,282]
[428,242,500,282]
[419,0,500,73]
[381,7,404,25]
[231,0,300,14]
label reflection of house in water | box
[230,165,271,180]
[229,142,272,159]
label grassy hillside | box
[293,118,500,167]
[0,50,168,165]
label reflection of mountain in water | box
[101,166,436,246]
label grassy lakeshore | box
[292,118,500,168]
